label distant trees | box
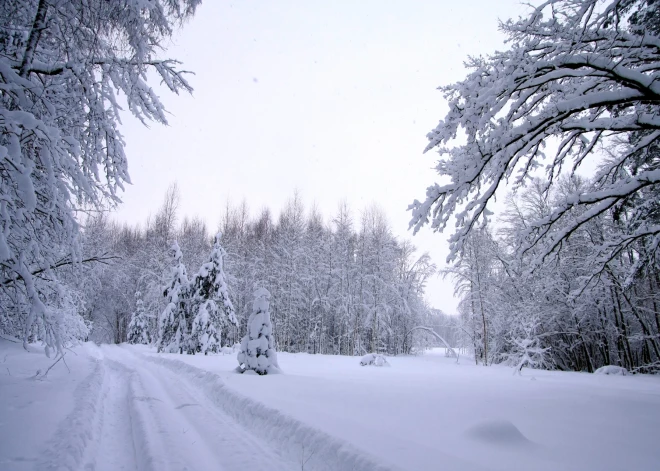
[127,292,151,345]
[0,1,199,354]
[50,187,437,356]
[411,0,660,373]
[220,196,437,357]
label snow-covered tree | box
[507,313,551,375]
[358,206,398,354]
[0,1,200,354]
[410,0,660,279]
[237,288,280,375]
[189,301,220,354]
[445,227,499,365]
[157,242,190,353]
[66,189,441,359]
[127,291,151,345]
[188,233,237,354]
[270,192,307,352]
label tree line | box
[73,187,440,356]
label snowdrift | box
[594,365,629,376]
[359,353,390,367]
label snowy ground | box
[1,339,659,471]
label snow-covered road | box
[1,338,392,471]
[3,339,660,471]
[80,345,294,471]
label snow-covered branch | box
[410,0,660,277]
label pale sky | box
[114,0,530,314]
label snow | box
[594,365,629,376]
[465,419,534,447]
[0,338,99,470]
[359,353,391,367]
[2,341,660,471]
[155,347,660,471]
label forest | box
[3,1,660,469]
[0,0,658,375]
[71,187,441,357]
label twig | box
[61,353,71,373]
[65,346,78,356]
[35,352,65,379]
[300,442,317,471]
[0,333,20,343]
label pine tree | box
[157,241,190,353]
[188,233,237,354]
[237,288,280,374]
[127,291,151,345]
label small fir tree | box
[237,288,280,375]
[189,301,220,354]
[157,241,190,353]
[188,233,238,354]
[127,291,151,345]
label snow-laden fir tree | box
[188,233,238,354]
[157,242,190,353]
[237,288,280,374]
[127,291,151,345]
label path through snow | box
[83,345,293,471]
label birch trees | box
[413,0,660,372]
[0,1,199,354]
[64,189,438,356]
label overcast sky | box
[113,0,530,314]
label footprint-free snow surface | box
[1,339,660,471]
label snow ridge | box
[37,353,105,470]
[137,350,398,471]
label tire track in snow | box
[80,359,138,471]
[127,347,398,471]
[37,347,106,471]
[102,345,293,471]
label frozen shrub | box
[360,353,390,367]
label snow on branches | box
[127,291,151,345]
[188,233,238,354]
[410,0,660,278]
[157,242,190,353]
[157,235,239,355]
[0,0,200,354]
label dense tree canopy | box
[410,0,659,278]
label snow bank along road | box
[2,340,660,470]
[0,341,392,471]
